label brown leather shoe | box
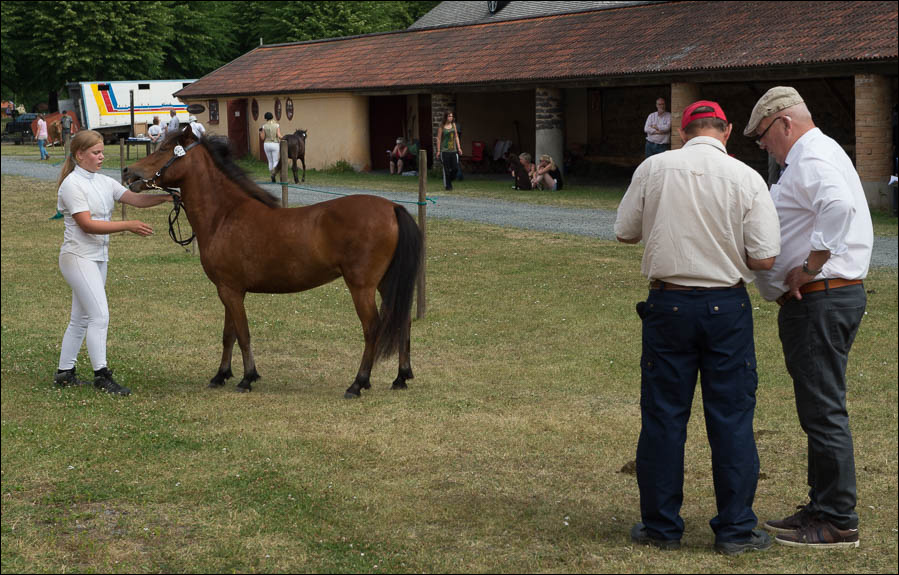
[764,505,815,534]
[775,518,859,548]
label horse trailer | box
[67,80,196,142]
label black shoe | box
[764,504,816,534]
[54,368,91,387]
[271,174,276,183]
[715,529,773,555]
[93,368,131,396]
[630,523,681,550]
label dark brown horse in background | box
[123,129,422,398]
[275,129,307,183]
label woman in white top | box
[259,112,282,182]
[54,130,172,395]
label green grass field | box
[1,155,897,572]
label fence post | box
[416,149,427,319]
[279,140,289,207]
[119,137,127,222]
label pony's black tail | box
[374,205,422,362]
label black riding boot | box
[93,367,131,396]
[54,368,90,387]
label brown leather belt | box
[776,278,863,306]
[650,279,744,291]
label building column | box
[535,87,564,173]
[855,74,893,209]
[432,93,456,167]
[670,83,701,149]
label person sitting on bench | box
[389,138,414,175]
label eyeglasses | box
[755,116,786,147]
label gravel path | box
[3,155,895,268]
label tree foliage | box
[1,0,438,107]
[238,1,435,47]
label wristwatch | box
[802,259,823,275]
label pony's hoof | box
[344,390,361,399]
[236,382,253,392]
[391,379,408,390]
[209,368,233,388]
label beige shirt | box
[615,136,781,287]
[262,121,279,143]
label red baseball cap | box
[681,100,728,130]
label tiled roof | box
[407,1,655,30]
[177,1,897,98]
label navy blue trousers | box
[636,286,760,543]
[644,141,670,158]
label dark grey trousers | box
[777,282,866,529]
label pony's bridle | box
[132,142,200,247]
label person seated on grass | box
[509,152,535,190]
[531,154,564,191]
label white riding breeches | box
[264,142,280,172]
[58,252,109,371]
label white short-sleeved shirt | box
[58,165,127,261]
[615,136,781,287]
[754,128,873,301]
[190,121,206,139]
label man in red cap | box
[615,100,781,554]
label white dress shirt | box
[616,136,781,287]
[754,128,873,301]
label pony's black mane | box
[201,136,281,209]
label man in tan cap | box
[745,86,873,549]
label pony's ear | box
[180,124,198,144]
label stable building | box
[175,0,898,208]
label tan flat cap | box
[744,86,804,137]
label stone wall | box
[535,87,564,170]
[855,74,894,208]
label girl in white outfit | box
[259,112,282,182]
[55,130,172,395]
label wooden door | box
[227,99,248,158]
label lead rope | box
[167,192,195,248]
[133,143,197,249]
